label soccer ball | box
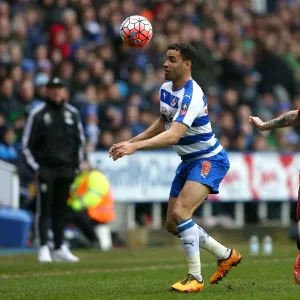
[120,15,153,48]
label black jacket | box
[22,99,85,172]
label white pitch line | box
[0,264,189,279]
[0,257,294,280]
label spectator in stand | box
[0,125,18,163]
[0,0,298,154]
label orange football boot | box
[293,251,300,285]
[170,274,204,293]
[210,249,242,284]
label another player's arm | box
[128,115,166,143]
[249,109,300,131]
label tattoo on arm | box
[262,110,300,130]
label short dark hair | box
[167,43,197,67]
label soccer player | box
[110,43,241,293]
[249,110,300,285]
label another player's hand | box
[109,142,137,161]
[249,116,266,131]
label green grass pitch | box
[0,242,298,300]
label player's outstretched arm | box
[135,121,186,150]
[128,115,165,143]
[109,122,187,161]
[249,109,300,131]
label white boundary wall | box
[89,152,300,228]
[0,160,19,208]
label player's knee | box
[165,220,177,234]
[172,199,190,223]
[172,209,184,223]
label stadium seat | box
[0,208,32,248]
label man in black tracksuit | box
[22,77,85,262]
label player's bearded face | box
[164,50,184,81]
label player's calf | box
[164,221,178,236]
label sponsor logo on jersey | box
[161,106,173,122]
[40,183,48,193]
[64,111,74,125]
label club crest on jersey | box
[43,113,52,125]
[171,97,177,107]
[201,161,211,177]
[180,103,189,116]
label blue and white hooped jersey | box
[160,79,223,161]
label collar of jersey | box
[171,79,193,91]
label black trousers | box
[72,210,99,244]
[36,166,75,249]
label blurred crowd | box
[0,0,300,169]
